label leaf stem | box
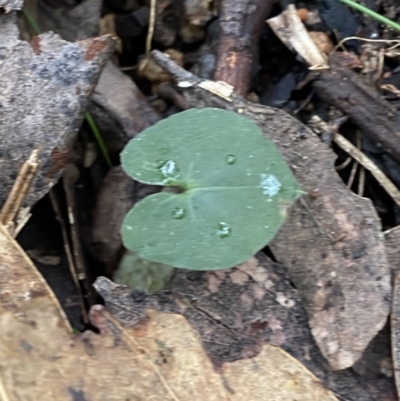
[21,7,41,35]
[85,112,112,168]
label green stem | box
[21,7,41,35]
[85,112,112,168]
[338,0,400,32]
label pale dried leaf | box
[0,216,337,400]
[95,259,390,401]
[0,224,68,326]
[0,296,339,401]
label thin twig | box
[347,132,361,189]
[49,190,88,324]
[0,149,39,228]
[335,156,352,171]
[335,133,400,207]
[146,0,157,57]
[347,160,358,189]
[358,165,365,196]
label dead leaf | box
[0,220,378,400]
[150,50,392,370]
[95,256,380,401]
[0,223,338,400]
[0,297,339,400]
[0,13,114,209]
[0,224,68,324]
[88,61,161,156]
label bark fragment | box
[0,13,114,209]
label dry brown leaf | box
[150,50,391,371]
[96,258,384,401]
[0,224,69,326]
[0,223,338,400]
[0,299,339,401]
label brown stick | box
[314,54,400,164]
[213,0,273,96]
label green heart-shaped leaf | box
[121,108,301,270]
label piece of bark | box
[37,0,101,42]
[0,13,114,209]
[213,0,273,96]
[95,254,383,401]
[0,0,22,11]
[88,61,161,156]
[150,50,391,370]
[314,54,400,164]
[385,226,400,399]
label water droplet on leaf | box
[260,174,281,197]
[226,155,236,165]
[172,207,185,219]
[159,160,179,184]
[217,222,231,238]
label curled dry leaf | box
[149,50,391,370]
[0,13,114,209]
